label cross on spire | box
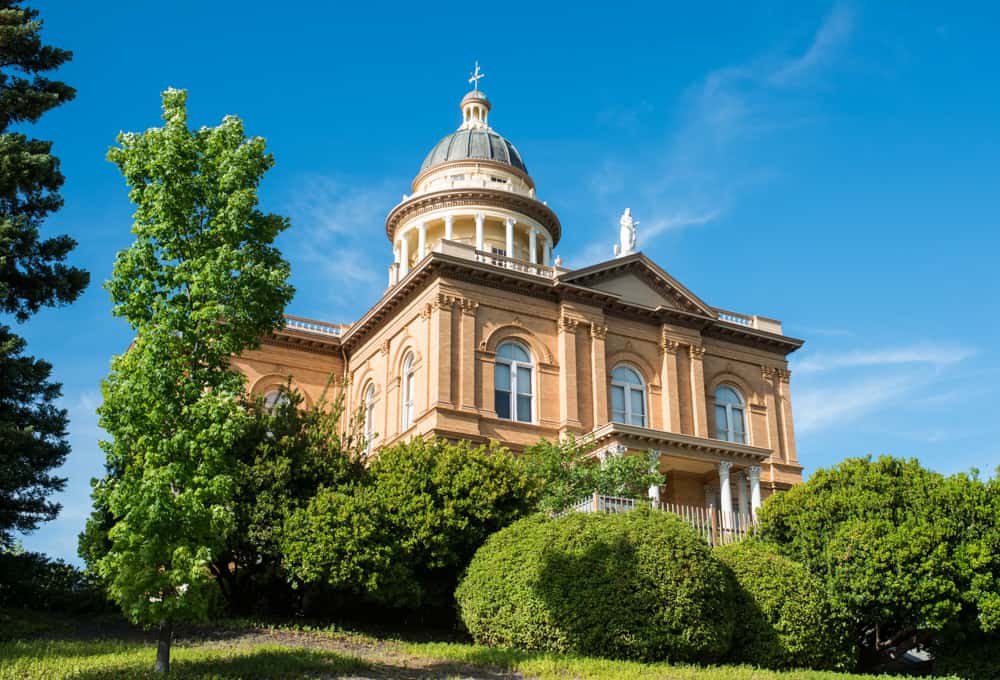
[469,61,485,91]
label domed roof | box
[420,128,527,174]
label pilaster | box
[430,294,455,407]
[557,315,581,428]
[590,322,609,427]
[459,297,479,410]
[659,328,681,433]
[688,344,708,437]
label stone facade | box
[233,86,805,514]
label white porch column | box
[399,234,410,276]
[749,465,762,519]
[417,221,427,259]
[736,470,749,519]
[543,239,551,265]
[529,226,538,263]
[475,213,485,251]
[505,217,514,256]
[647,450,661,508]
[718,461,733,529]
[444,214,454,241]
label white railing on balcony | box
[714,308,784,335]
[561,493,755,547]
[282,315,347,337]
[434,239,557,279]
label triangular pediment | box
[559,253,715,317]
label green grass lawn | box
[0,610,957,680]
[0,639,368,680]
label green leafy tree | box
[212,381,365,615]
[518,436,663,513]
[283,438,537,611]
[757,456,995,671]
[0,1,89,547]
[94,89,292,673]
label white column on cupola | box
[718,461,733,529]
[505,217,514,257]
[444,214,454,241]
[543,239,551,266]
[529,226,538,263]
[399,233,410,277]
[417,221,427,259]
[749,465,762,519]
[475,213,485,251]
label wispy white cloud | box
[769,4,854,87]
[795,373,914,433]
[582,2,855,257]
[794,343,975,373]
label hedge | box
[714,541,853,670]
[456,509,735,663]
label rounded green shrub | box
[456,509,735,663]
[713,540,853,670]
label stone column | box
[590,322,609,427]
[444,214,453,241]
[505,217,514,257]
[736,470,749,519]
[399,234,410,276]
[529,226,538,264]
[749,465,762,519]
[718,461,733,528]
[459,298,478,410]
[543,239,551,266]
[659,330,681,432]
[557,315,580,428]
[688,345,708,437]
[417,221,427,259]
[475,213,485,251]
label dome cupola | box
[385,64,562,287]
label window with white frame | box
[401,353,415,431]
[494,341,533,423]
[610,365,647,427]
[714,385,747,444]
[363,383,376,453]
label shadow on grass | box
[38,646,369,680]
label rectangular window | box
[495,363,511,420]
[516,366,532,423]
[715,404,729,440]
[733,407,746,444]
[630,389,646,427]
[611,385,626,423]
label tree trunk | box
[154,619,172,674]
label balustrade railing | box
[282,315,347,337]
[473,248,557,278]
[561,493,755,547]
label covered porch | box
[587,422,771,522]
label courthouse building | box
[232,83,805,516]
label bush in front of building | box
[456,508,735,663]
[713,540,853,671]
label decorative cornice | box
[379,339,390,356]
[590,322,608,340]
[385,188,562,245]
[761,366,792,383]
[459,297,479,315]
[419,304,433,320]
[688,345,706,360]
[660,328,681,354]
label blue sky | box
[14,1,999,563]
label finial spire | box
[469,61,485,91]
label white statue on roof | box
[614,207,638,258]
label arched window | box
[610,365,647,427]
[495,341,533,423]
[714,385,747,444]
[401,353,415,431]
[363,383,376,454]
[263,389,290,412]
